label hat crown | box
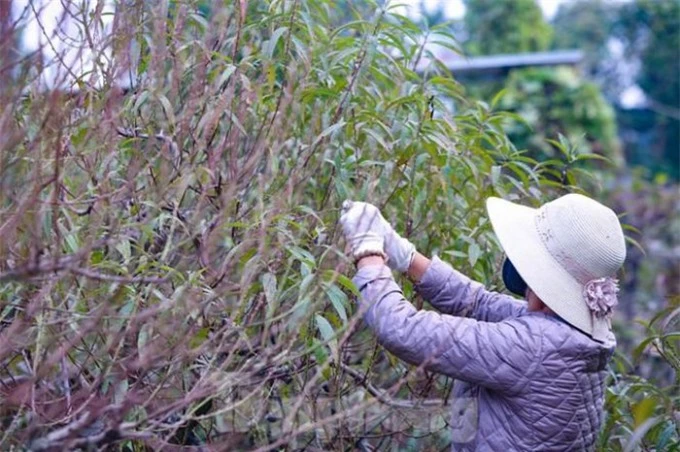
[536,194,626,283]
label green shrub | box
[498,67,623,167]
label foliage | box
[458,1,622,172]
[462,0,679,180]
[602,299,680,452]
[607,171,680,327]
[497,67,622,166]
[462,0,552,55]
[599,172,680,452]
[551,0,620,96]
[551,0,679,180]
[613,0,680,180]
[0,0,676,450]
[616,107,679,179]
[614,0,680,112]
[0,0,582,449]
[413,0,449,29]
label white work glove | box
[339,200,416,272]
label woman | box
[339,194,625,451]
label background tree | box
[615,0,680,114]
[462,0,552,55]
[551,0,622,99]
[459,0,621,166]
[415,0,448,28]
[613,0,680,180]
[498,67,622,165]
[550,0,679,180]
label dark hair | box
[502,258,528,297]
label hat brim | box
[486,197,593,336]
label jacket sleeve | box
[415,256,527,322]
[353,264,541,394]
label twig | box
[338,363,443,410]
[60,357,72,416]
[30,410,146,451]
[29,410,95,450]
[0,240,165,284]
[0,254,79,283]
[68,266,167,284]
[116,126,181,172]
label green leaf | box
[299,273,315,296]
[137,324,152,351]
[266,27,289,58]
[335,274,359,296]
[315,314,335,342]
[324,284,348,323]
[656,421,677,450]
[188,12,209,30]
[624,416,661,452]
[467,242,482,268]
[315,314,338,360]
[490,88,507,109]
[311,121,346,149]
[116,239,131,263]
[632,397,656,427]
[217,64,237,88]
[289,246,316,267]
[490,165,501,186]
[157,94,176,129]
[189,327,210,349]
[574,153,610,163]
[301,87,339,102]
[132,90,150,114]
[114,379,128,405]
[312,338,328,368]
[261,272,277,304]
[632,337,656,362]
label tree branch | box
[339,363,444,410]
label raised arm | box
[352,262,540,393]
[338,200,526,322]
[408,252,526,322]
[340,201,525,322]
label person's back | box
[457,313,614,451]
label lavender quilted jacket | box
[353,257,616,451]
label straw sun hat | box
[487,194,626,343]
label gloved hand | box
[340,200,416,272]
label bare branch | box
[339,363,444,410]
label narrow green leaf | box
[266,27,289,58]
[632,398,656,428]
[157,94,176,128]
[468,242,482,267]
[289,246,316,267]
[325,284,348,323]
[262,272,277,304]
[315,314,338,361]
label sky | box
[399,0,565,20]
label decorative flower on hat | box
[583,277,619,318]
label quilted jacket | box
[352,257,616,451]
